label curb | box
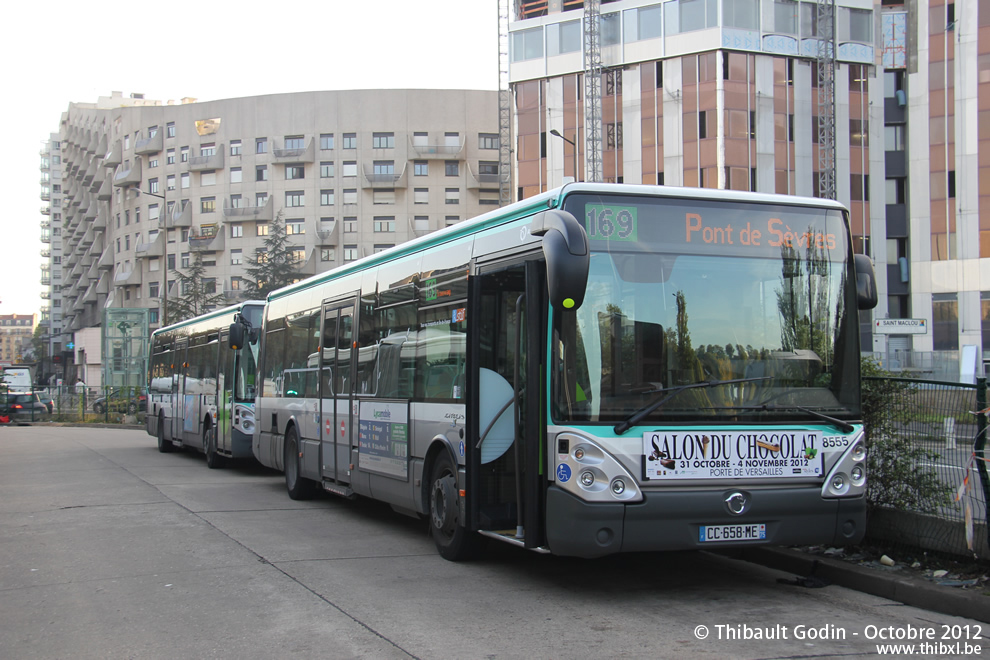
[726,546,989,624]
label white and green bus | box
[148,301,264,468]
[228,183,878,560]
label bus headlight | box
[822,432,866,498]
[580,470,595,487]
[235,405,256,434]
[553,433,642,503]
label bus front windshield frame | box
[552,193,862,427]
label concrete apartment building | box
[39,89,499,382]
[506,0,990,378]
[0,314,37,366]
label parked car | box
[38,392,54,414]
[0,392,51,423]
[92,389,147,415]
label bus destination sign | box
[643,430,824,480]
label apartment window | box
[201,171,216,186]
[285,165,305,180]
[374,217,395,232]
[342,161,357,177]
[149,204,160,221]
[445,161,459,176]
[256,192,268,207]
[511,27,543,62]
[256,138,268,154]
[149,157,159,168]
[320,162,334,178]
[445,188,460,204]
[321,190,334,206]
[182,173,191,189]
[286,191,305,207]
[284,135,305,150]
[320,133,334,150]
[255,248,269,263]
[230,249,243,265]
[885,125,906,152]
[627,4,664,40]
[286,220,305,235]
[201,196,216,213]
[414,161,429,176]
[230,194,244,209]
[231,277,242,291]
[289,248,305,264]
[373,132,395,148]
[149,282,159,298]
[256,165,268,182]
[149,178,159,194]
[343,189,357,204]
[230,223,244,238]
[413,132,428,147]
[125,210,131,226]
[181,252,191,268]
[479,133,499,150]
[445,216,460,226]
[344,217,358,233]
[166,122,175,138]
[166,149,175,165]
[201,143,216,157]
[479,161,499,176]
[257,223,269,236]
[135,209,141,224]
[125,235,131,250]
[373,189,395,205]
[230,167,242,183]
[374,244,394,254]
[166,175,175,191]
[343,133,357,149]
[933,293,958,350]
[344,245,359,262]
[414,216,429,232]
[321,248,334,262]
[850,119,869,147]
[414,188,429,204]
[230,140,241,156]
[373,161,394,175]
[116,238,121,253]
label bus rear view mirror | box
[229,321,245,350]
[854,254,878,310]
[530,209,590,311]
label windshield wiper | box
[756,403,855,434]
[613,376,771,435]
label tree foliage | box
[166,251,227,323]
[243,210,302,300]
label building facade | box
[41,89,500,383]
[0,314,37,366]
[506,0,990,377]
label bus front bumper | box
[544,484,865,558]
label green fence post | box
[976,378,990,554]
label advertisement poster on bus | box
[358,400,409,479]
[643,431,825,480]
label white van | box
[1,367,34,393]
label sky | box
[0,0,499,318]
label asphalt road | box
[1,426,985,659]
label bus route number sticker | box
[585,205,638,242]
[644,431,823,480]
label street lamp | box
[136,188,169,326]
[549,129,576,184]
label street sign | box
[875,318,927,335]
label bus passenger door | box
[469,257,546,548]
[320,298,356,487]
[217,332,233,454]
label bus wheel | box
[429,452,484,561]
[204,424,225,469]
[285,426,316,500]
[157,413,173,453]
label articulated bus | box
[223,183,877,560]
[147,301,264,468]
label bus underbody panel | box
[544,485,865,558]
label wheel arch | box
[421,435,460,517]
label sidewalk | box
[730,546,989,624]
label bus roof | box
[151,300,266,337]
[268,183,848,302]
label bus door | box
[172,339,188,443]
[320,297,357,487]
[217,331,233,454]
[469,257,546,548]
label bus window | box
[417,303,467,401]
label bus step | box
[322,482,355,499]
[478,529,550,554]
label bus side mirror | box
[854,254,878,310]
[229,322,245,350]
[530,209,590,311]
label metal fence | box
[2,385,148,425]
[864,376,990,559]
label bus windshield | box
[553,193,861,425]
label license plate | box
[699,523,766,543]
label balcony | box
[114,266,143,287]
[41,247,50,258]
[112,159,142,188]
[98,246,113,270]
[96,273,109,295]
[273,138,315,164]
[95,134,108,160]
[97,177,112,201]
[222,195,274,221]
[41,205,50,215]
[189,225,224,251]
[296,248,319,276]
[41,231,51,244]
[103,140,122,168]
[40,291,51,300]
[41,274,51,286]
[84,200,98,221]
[361,163,408,189]
[189,149,224,172]
[135,233,164,258]
[135,131,163,155]
[94,206,108,231]
[169,201,192,228]
[40,190,50,202]
[410,136,464,160]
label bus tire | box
[428,452,484,561]
[285,426,317,500]
[157,413,173,453]
[204,423,225,469]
